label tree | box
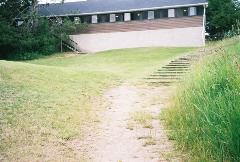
[206,0,240,39]
[0,0,30,23]
[0,0,84,60]
[0,0,58,59]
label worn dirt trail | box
[75,84,182,162]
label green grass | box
[29,47,193,82]
[164,38,240,161]
[0,47,192,161]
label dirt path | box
[79,47,214,162]
[76,84,181,162]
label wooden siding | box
[81,16,203,34]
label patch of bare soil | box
[70,84,182,162]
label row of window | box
[73,6,204,24]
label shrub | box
[0,17,84,60]
[0,18,59,60]
[7,52,41,60]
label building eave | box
[42,2,208,18]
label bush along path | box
[70,48,217,162]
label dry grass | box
[143,137,157,147]
[0,47,194,161]
[132,111,154,129]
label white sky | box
[38,0,85,4]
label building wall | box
[70,16,205,52]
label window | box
[197,6,204,16]
[17,20,24,26]
[115,13,124,22]
[131,11,148,20]
[92,15,97,23]
[110,13,124,22]
[175,7,189,17]
[189,7,197,16]
[57,18,63,24]
[74,17,80,24]
[124,13,131,21]
[168,9,175,18]
[80,15,91,24]
[97,14,110,23]
[154,9,168,19]
[110,14,116,22]
[148,11,154,20]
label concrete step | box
[172,60,191,63]
[188,55,201,58]
[158,69,190,72]
[165,64,191,67]
[162,66,190,69]
[145,77,182,81]
[150,74,184,77]
[155,71,187,74]
[178,58,191,61]
[169,62,191,65]
[147,81,177,85]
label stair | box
[62,42,80,54]
[145,53,203,86]
[62,38,85,54]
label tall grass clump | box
[164,38,240,161]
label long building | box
[38,0,208,53]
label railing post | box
[61,39,63,53]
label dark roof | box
[38,0,208,17]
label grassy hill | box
[164,37,240,161]
[0,47,192,161]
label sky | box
[38,0,85,4]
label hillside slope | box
[164,37,240,161]
[0,47,192,161]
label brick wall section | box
[81,16,203,34]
